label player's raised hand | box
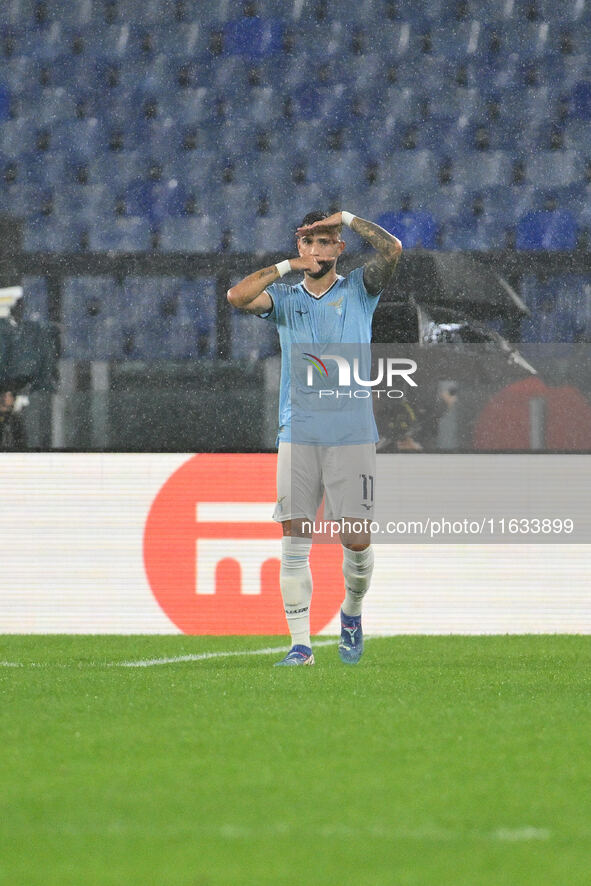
[289,255,325,274]
[295,212,343,236]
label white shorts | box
[273,442,376,523]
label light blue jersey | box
[262,266,380,444]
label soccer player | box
[227,210,402,665]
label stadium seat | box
[454,150,513,190]
[159,216,219,252]
[432,85,482,121]
[440,213,507,250]
[0,84,11,122]
[23,218,85,252]
[418,184,467,222]
[122,0,183,26]
[571,79,591,119]
[31,86,77,126]
[431,20,483,61]
[0,118,38,156]
[0,180,44,217]
[384,151,441,192]
[44,0,93,27]
[89,151,148,188]
[53,184,115,224]
[250,215,296,254]
[525,151,581,189]
[21,276,49,322]
[536,0,591,21]
[174,276,218,358]
[376,209,438,249]
[515,209,578,250]
[564,118,591,150]
[62,275,123,360]
[166,150,218,190]
[88,216,152,252]
[2,0,35,26]
[51,118,105,158]
[152,22,212,61]
[121,275,162,325]
[230,310,279,361]
[120,271,217,357]
[222,14,283,58]
[169,87,213,125]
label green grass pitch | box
[1,635,590,886]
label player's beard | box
[306,259,335,279]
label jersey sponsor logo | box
[143,454,342,635]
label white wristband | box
[341,211,355,227]
[275,260,292,278]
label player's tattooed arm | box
[226,265,279,313]
[350,217,403,296]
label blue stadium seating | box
[23,218,85,252]
[230,309,279,361]
[51,118,106,158]
[21,276,49,322]
[453,151,513,192]
[118,275,217,359]
[440,213,507,251]
[250,215,296,253]
[516,210,578,250]
[89,151,149,188]
[44,0,94,27]
[417,185,467,222]
[159,216,219,252]
[88,217,152,252]
[479,185,536,225]
[53,184,113,225]
[0,83,10,121]
[525,150,582,189]
[0,0,589,287]
[174,276,217,358]
[223,13,283,59]
[376,210,438,249]
[535,0,591,22]
[571,79,591,118]
[61,276,123,359]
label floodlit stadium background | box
[1,0,591,633]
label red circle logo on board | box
[473,377,591,450]
[143,454,343,635]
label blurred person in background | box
[0,287,59,451]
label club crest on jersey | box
[327,295,343,315]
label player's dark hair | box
[298,210,331,229]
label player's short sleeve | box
[259,282,288,324]
[349,266,381,312]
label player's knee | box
[282,518,312,539]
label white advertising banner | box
[0,453,589,634]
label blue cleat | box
[338,610,364,664]
[274,644,315,667]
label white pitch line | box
[116,638,338,668]
[493,827,550,842]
